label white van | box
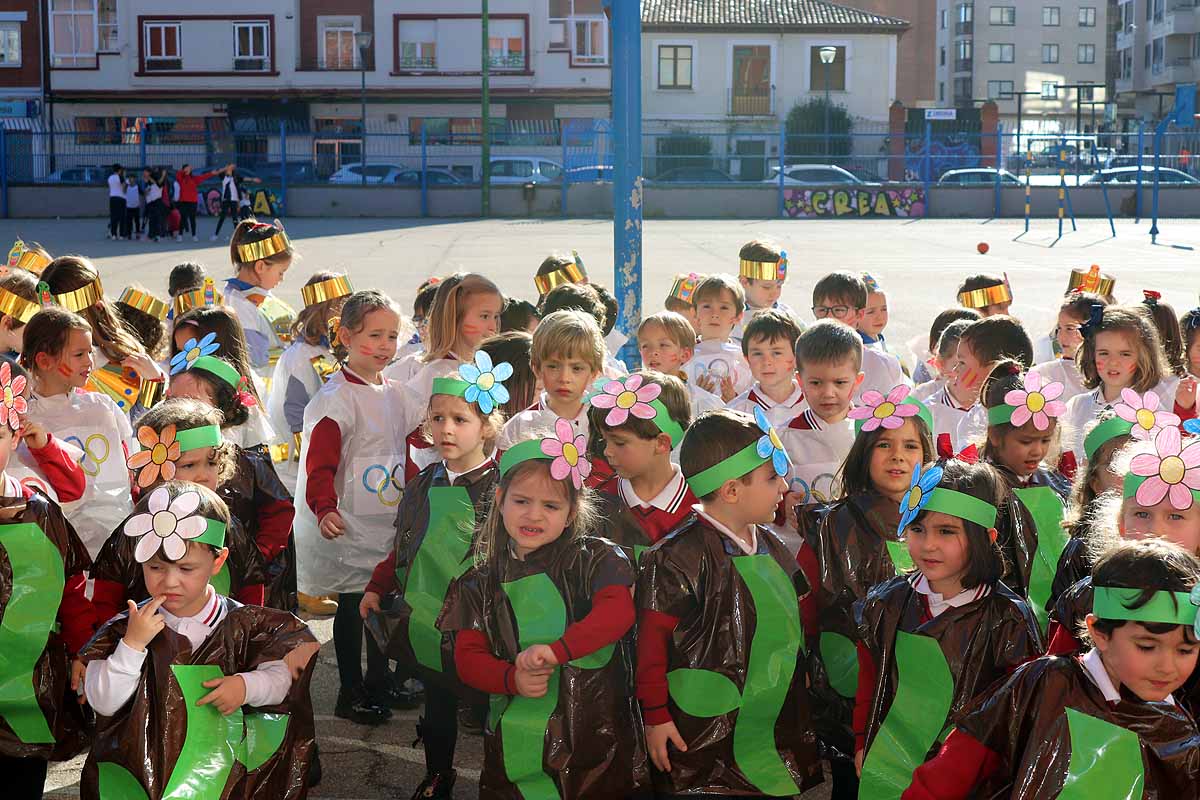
[487,156,564,185]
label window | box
[1043,43,1059,63]
[1079,6,1096,26]
[1043,6,1060,25]
[549,0,601,51]
[50,0,97,67]
[939,46,946,66]
[989,43,1014,62]
[233,22,269,71]
[940,9,947,28]
[987,79,1014,98]
[0,22,19,67]
[1078,43,1095,63]
[98,0,117,51]
[953,76,972,100]
[808,45,846,91]
[658,45,692,89]
[1145,43,1151,69]
[489,19,528,70]
[144,22,181,71]
[1078,84,1095,101]
[939,81,945,101]
[1193,33,1200,59]
[1041,81,1058,99]
[572,16,607,65]
[958,4,973,22]
[956,39,973,60]
[1153,37,1164,72]
[989,6,1015,25]
[1154,0,1164,22]
[397,20,436,70]
[321,23,357,70]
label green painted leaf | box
[97,761,150,800]
[404,486,475,671]
[667,668,743,716]
[1059,707,1145,800]
[1013,486,1068,634]
[885,539,914,573]
[238,712,290,773]
[821,631,860,699]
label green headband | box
[432,376,469,397]
[196,518,228,549]
[644,398,685,447]
[190,355,241,389]
[1085,417,1134,460]
[921,487,999,530]
[172,424,222,453]
[499,439,551,477]
[986,405,1018,426]
[686,441,769,498]
[586,378,686,448]
[1093,585,1199,627]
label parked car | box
[564,164,613,182]
[328,162,407,184]
[46,166,109,185]
[257,161,319,184]
[649,167,736,183]
[1083,166,1200,185]
[487,156,564,185]
[938,168,1024,186]
[762,164,868,185]
[391,169,463,186]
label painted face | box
[142,543,228,617]
[638,324,692,375]
[742,278,783,310]
[861,291,890,338]
[989,419,1056,479]
[602,427,664,481]
[695,289,742,341]
[1091,618,1199,703]
[456,292,503,354]
[429,394,487,465]
[950,339,989,405]
[1120,497,1200,554]
[867,419,926,502]
[745,335,797,395]
[340,309,402,378]
[1093,330,1139,393]
[54,329,95,389]
[798,357,862,423]
[171,446,220,490]
[167,371,218,407]
[253,256,291,291]
[904,510,972,594]
[500,467,574,559]
[536,356,598,408]
[735,461,789,525]
[1055,310,1085,359]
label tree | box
[653,129,713,176]
[785,98,854,163]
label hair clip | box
[935,433,980,464]
[1078,302,1105,338]
[1189,309,1200,330]
[1143,289,1161,307]
[35,281,53,308]
[862,272,879,293]
[236,375,258,408]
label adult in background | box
[106,164,125,239]
[174,163,226,242]
[211,164,246,241]
[144,168,167,243]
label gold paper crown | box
[301,275,354,308]
[533,251,588,295]
[173,277,223,317]
[53,278,105,313]
[1067,265,1115,297]
[668,273,702,304]
[235,225,292,264]
[0,287,41,324]
[958,275,1012,310]
[739,253,788,282]
[118,287,169,321]
[6,240,51,276]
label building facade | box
[1113,0,1200,123]
[0,0,44,120]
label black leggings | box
[108,196,125,237]
[178,201,198,235]
[146,199,165,240]
[829,758,859,800]
[213,199,238,237]
[122,207,139,239]
[0,755,48,796]
[421,682,459,774]
[333,591,387,692]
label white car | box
[762,164,869,185]
[938,168,1023,186]
[1083,166,1200,185]
[328,162,407,184]
[487,157,564,185]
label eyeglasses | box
[812,305,853,319]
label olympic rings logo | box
[64,434,111,478]
[20,476,51,498]
[789,472,838,506]
[361,464,404,507]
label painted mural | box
[783,187,926,218]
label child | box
[799,386,934,798]
[637,311,723,417]
[733,240,795,345]
[294,290,413,725]
[1031,267,1114,364]
[1183,305,1200,378]
[391,277,442,381]
[0,356,87,505]
[811,271,907,402]
[21,308,134,557]
[729,309,806,428]
[79,481,318,799]
[360,357,505,798]
[168,261,207,299]
[949,315,1035,449]
[858,273,891,353]
[684,274,752,402]
[0,268,42,356]
[1141,291,1189,378]
[780,320,864,507]
[496,310,604,451]
[115,286,169,361]
[636,408,822,796]
[539,282,625,377]
[441,426,648,799]
[854,459,1042,795]
[922,319,976,444]
[171,276,225,322]
[224,218,296,375]
[664,272,701,330]
[478,331,538,416]
[1028,291,1107,402]
[910,307,979,389]
[6,239,51,276]
[500,298,539,333]
[956,273,1012,317]
[533,250,587,302]
[905,540,1200,799]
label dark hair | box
[478,331,537,417]
[813,271,868,310]
[590,370,691,442]
[908,459,1008,589]
[1138,299,1187,378]
[21,308,91,371]
[738,239,782,263]
[0,269,39,330]
[413,280,441,319]
[539,283,607,332]
[169,262,208,298]
[957,273,1006,294]
[928,307,981,352]
[839,414,935,498]
[229,217,293,270]
[741,308,803,358]
[115,286,168,360]
[172,306,261,405]
[333,290,401,363]
[137,480,231,563]
[1078,306,1167,393]
[292,271,348,346]
[1063,409,1129,539]
[536,253,583,281]
[591,283,619,337]
[979,359,1060,461]
[936,318,976,360]
[1089,539,1200,643]
[169,356,250,428]
[501,299,540,333]
[1181,307,1200,356]
[960,315,1034,369]
[42,255,145,363]
[795,319,864,372]
[1060,291,1107,321]
[137,398,236,483]
[679,409,763,500]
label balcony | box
[955,58,973,72]
[486,53,526,71]
[1160,2,1199,34]
[1162,56,1195,83]
[1116,28,1136,50]
[956,20,974,34]
[296,55,375,72]
[728,86,775,116]
[398,55,437,71]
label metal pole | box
[1150,116,1170,243]
[823,62,831,158]
[1015,94,1022,165]
[279,120,287,216]
[777,121,786,218]
[360,57,367,186]
[421,123,428,218]
[1024,146,1032,233]
[481,0,491,217]
[611,0,643,368]
[1057,138,1065,239]
[993,122,1002,218]
[560,120,568,218]
[1136,122,1145,221]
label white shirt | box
[912,379,944,402]
[929,385,973,452]
[686,380,724,418]
[445,455,493,485]
[124,183,140,208]
[1061,378,1179,462]
[107,172,125,198]
[1029,358,1087,405]
[619,464,688,511]
[684,340,753,396]
[84,587,293,717]
[778,408,856,505]
[858,346,911,404]
[728,380,806,429]
[693,506,757,556]
[497,392,590,453]
[145,182,162,204]
[730,300,800,345]
[1079,646,1176,706]
[910,572,991,618]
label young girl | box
[360,356,506,798]
[478,331,537,417]
[799,386,935,799]
[440,426,648,800]
[21,308,134,557]
[1061,305,1192,461]
[1028,291,1106,403]
[224,217,296,376]
[114,286,169,362]
[41,255,165,418]
[294,290,414,725]
[0,268,40,357]
[1141,291,1188,378]
[1182,305,1200,378]
[854,459,1042,795]
[905,540,1200,799]
[79,481,318,800]
[948,315,1034,449]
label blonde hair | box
[423,273,503,363]
[693,274,746,315]
[531,310,605,373]
[42,255,146,363]
[638,311,697,351]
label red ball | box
[977,242,990,254]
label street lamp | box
[819,46,837,159]
[354,31,373,186]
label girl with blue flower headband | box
[855,457,1042,795]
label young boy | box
[910,307,981,388]
[496,309,604,451]
[664,273,702,331]
[637,311,723,417]
[684,274,753,402]
[79,482,319,799]
[957,273,1013,317]
[729,309,806,428]
[811,271,907,403]
[780,320,864,509]
[636,408,822,797]
[539,282,626,378]
[533,251,587,302]
[733,240,796,345]
[858,273,890,352]
[923,319,978,446]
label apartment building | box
[934,1,1109,135]
[0,0,44,120]
[1113,0,1200,122]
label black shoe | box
[368,681,422,710]
[335,687,392,725]
[410,769,456,800]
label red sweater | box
[902,730,1001,800]
[305,417,342,521]
[174,170,217,204]
[29,434,88,503]
[635,608,680,726]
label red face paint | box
[461,323,481,337]
[357,346,375,357]
[57,363,73,378]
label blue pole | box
[923,121,932,215]
[1136,122,1144,222]
[1093,140,1115,237]
[1150,116,1170,243]
[278,120,287,217]
[993,123,1002,219]
[609,0,642,369]
[420,123,428,218]
[0,126,7,219]
[560,120,568,218]
[139,127,147,172]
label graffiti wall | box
[783,186,926,218]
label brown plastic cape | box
[439,534,650,800]
[222,445,297,611]
[636,518,823,796]
[77,597,317,800]
[366,459,495,696]
[797,491,905,761]
[0,493,92,761]
[589,477,660,561]
[855,574,1044,759]
[954,655,1200,799]
[1048,576,1093,652]
[1049,537,1090,615]
[991,464,1049,598]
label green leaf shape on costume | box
[0,522,66,744]
[161,664,244,799]
[858,631,954,800]
[633,544,649,565]
[884,540,915,574]
[97,761,150,800]
[820,632,860,699]
[1059,707,1145,800]
[667,669,742,716]
[401,486,475,671]
[210,562,231,597]
[237,712,290,773]
[1013,486,1068,634]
